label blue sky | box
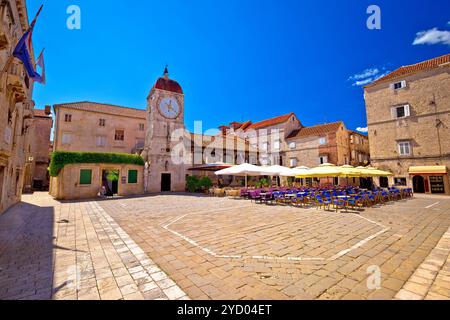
[29,0,449,134]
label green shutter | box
[80,169,92,185]
[128,170,138,184]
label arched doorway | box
[413,176,425,193]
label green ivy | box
[49,151,144,177]
[186,175,213,193]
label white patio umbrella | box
[215,163,264,188]
[280,166,310,177]
[259,165,294,176]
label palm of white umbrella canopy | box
[281,166,310,177]
[215,163,264,188]
[259,165,294,176]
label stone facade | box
[49,163,144,200]
[22,107,52,191]
[141,71,186,192]
[284,122,369,168]
[52,102,147,154]
[0,0,35,214]
[364,54,450,194]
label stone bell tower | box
[142,67,187,192]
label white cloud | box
[356,127,368,133]
[348,68,379,81]
[352,78,373,86]
[349,69,391,86]
[413,28,450,46]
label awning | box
[188,163,233,172]
[409,166,447,175]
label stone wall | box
[364,65,450,193]
[53,106,146,154]
[0,0,34,214]
[49,163,144,200]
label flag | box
[12,5,43,80]
[34,49,45,84]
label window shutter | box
[128,170,138,184]
[389,83,395,90]
[401,80,407,88]
[80,170,92,185]
[404,104,410,117]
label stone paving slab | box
[97,193,450,300]
[0,193,187,300]
[1,192,450,300]
[395,223,450,300]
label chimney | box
[229,121,242,130]
[44,105,51,115]
[218,125,229,136]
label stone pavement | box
[396,220,450,300]
[0,192,449,300]
[0,193,187,300]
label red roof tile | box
[33,109,51,118]
[287,121,343,139]
[53,101,146,119]
[366,53,450,87]
[153,77,183,94]
[245,113,295,131]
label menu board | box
[430,176,445,194]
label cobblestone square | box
[0,192,449,300]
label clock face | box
[158,97,181,119]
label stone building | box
[24,106,52,191]
[285,121,352,168]
[52,101,147,154]
[220,113,302,166]
[364,53,450,194]
[0,0,36,214]
[51,67,372,197]
[51,68,257,195]
[222,116,369,169]
[348,130,370,167]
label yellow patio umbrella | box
[356,166,393,177]
[355,166,379,177]
[295,163,343,178]
[339,165,363,177]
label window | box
[139,123,145,131]
[398,141,411,156]
[261,142,268,151]
[392,105,410,119]
[394,177,407,186]
[289,142,296,149]
[273,140,280,151]
[61,133,72,145]
[319,137,327,145]
[96,136,106,147]
[289,158,298,168]
[64,114,72,122]
[319,155,328,164]
[391,81,406,90]
[128,170,138,184]
[79,169,92,185]
[99,119,106,127]
[115,130,125,141]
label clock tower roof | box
[153,66,183,94]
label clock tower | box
[142,66,187,192]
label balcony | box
[6,63,28,101]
